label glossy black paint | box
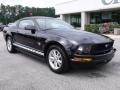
[3,16,116,63]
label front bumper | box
[71,48,116,63]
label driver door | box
[15,19,38,49]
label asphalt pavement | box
[0,32,120,90]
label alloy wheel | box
[48,49,63,70]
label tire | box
[46,45,69,74]
[6,36,16,53]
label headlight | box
[78,45,91,54]
[78,46,83,52]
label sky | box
[0,0,72,8]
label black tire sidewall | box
[46,45,69,74]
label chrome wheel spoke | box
[49,56,54,62]
[54,61,58,68]
[56,53,61,58]
[53,50,57,56]
[56,60,62,67]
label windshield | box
[36,18,74,30]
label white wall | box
[55,0,120,15]
[60,14,71,23]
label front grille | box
[90,42,113,55]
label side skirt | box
[13,43,44,56]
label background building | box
[55,0,120,30]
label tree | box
[0,4,55,24]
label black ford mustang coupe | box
[3,16,116,73]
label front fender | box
[3,28,12,41]
[45,37,73,56]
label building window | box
[90,10,120,24]
[90,12,102,24]
[70,14,81,27]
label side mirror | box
[25,25,36,34]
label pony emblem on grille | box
[105,44,109,48]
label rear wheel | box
[6,36,16,53]
[46,45,69,74]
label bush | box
[109,22,120,31]
[85,22,120,34]
[85,24,101,33]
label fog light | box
[73,57,93,62]
[82,58,93,62]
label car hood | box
[46,28,113,44]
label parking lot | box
[0,32,120,90]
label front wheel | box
[46,45,69,74]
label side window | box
[18,20,34,29]
[9,21,18,29]
[36,19,46,30]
